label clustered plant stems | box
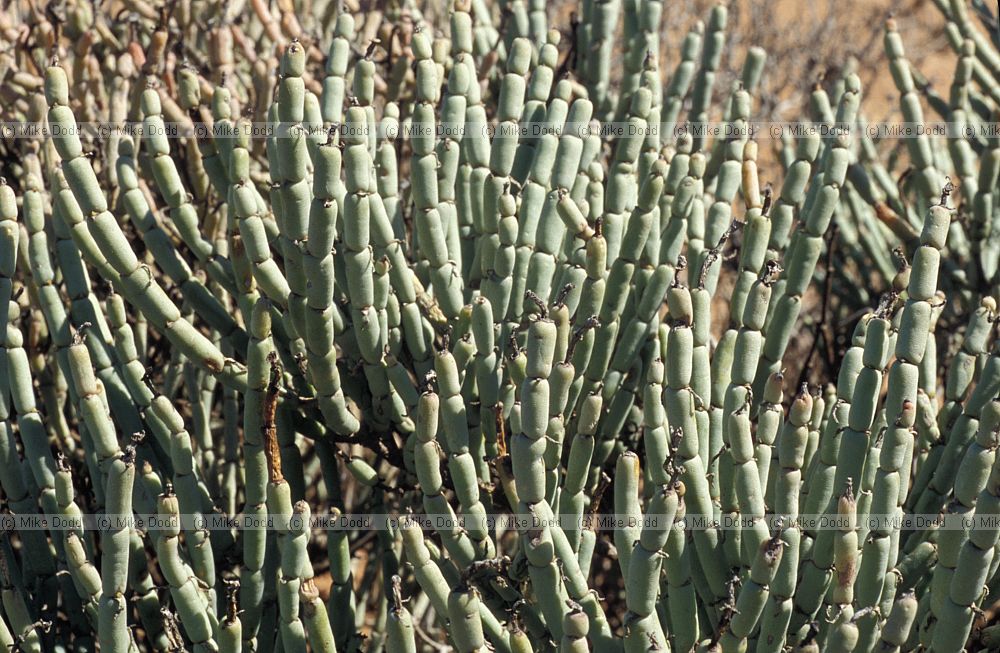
[0,0,999,651]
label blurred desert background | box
[654,0,959,122]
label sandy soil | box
[548,0,966,124]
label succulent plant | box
[0,0,998,651]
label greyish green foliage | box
[0,0,998,651]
